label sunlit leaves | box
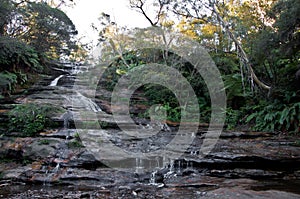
[16,2,78,58]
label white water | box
[135,157,144,173]
[64,91,102,113]
[149,170,158,184]
[75,92,102,112]
[49,75,64,86]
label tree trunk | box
[212,3,271,91]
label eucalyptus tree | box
[0,0,80,96]
[129,0,276,92]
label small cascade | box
[53,163,60,173]
[64,91,102,113]
[188,161,193,169]
[164,159,175,179]
[139,120,171,132]
[71,63,81,74]
[135,157,144,173]
[43,112,72,186]
[62,110,73,141]
[74,92,102,112]
[177,160,182,173]
[169,159,174,173]
[44,163,60,185]
[149,170,158,185]
[63,110,72,128]
[190,150,198,156]
[49,75,64,86]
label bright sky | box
[63,0,150,44]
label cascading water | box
[49,75,64,86]
[44,63,100,186]
[44,111,72,185]
[47,62,181,188]
[135,157,145,173]
[64,91,102,113]
[149,170,158,185]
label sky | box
[63,0,151,44]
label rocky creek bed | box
[0,64,300,198]
[1,129,300,198]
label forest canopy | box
[0,0,299,133]
[0,0,81,97]
[98,0,300,133]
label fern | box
[245,97,300,133]
[0,36,42,72]
[0,71,18,95]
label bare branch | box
[210,1,271,90]
[130,0,169,26]
[130,0,156,26]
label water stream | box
[3,62,298,198]
[49,75,64,86]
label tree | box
[0,0,16,36]
[126,0,300,132]
[130,0,274,91]
[0,0,81,97]
[269,0,300,58]
[251,0,300,91]
[20,2,78,59]
[129,0,170,26]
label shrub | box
[8,103,63,136]
[67,140,84,148]
[0,36,42,72]
[245,93,300,133]
[0,71,18,98]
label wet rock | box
[40,129,77,139]
[0,137,31,161]
[63,151,105,169]
[202,188,300,199]
[23,138,61,160]
[209,169,285,179]
[220,131,277,138]
[2,166,30,180]
[2,65,300,198]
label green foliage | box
[223,73,249,99]
[159,103,181,122]
[74,132,80,139]
[38,139,50,145]
[245,93,300,133]
[67,140,84,148]
[8,103,62,137]
[1,0,79,61]
[22,2,78,58]
[0,71,17,97]
[0,36,42,72]
[224,108,243,130]
[268,0,300,58]
[101,49,211,123]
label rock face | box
[1,65,300,198]
[1,127,300,198]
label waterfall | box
[63,91,102,113]
[74,92,102,112]
[53,163,60,173]
[149,170,158,185]
[49,75,64,86]
[135,157,144,173]
[44,163,61,185]
[163,159,175,179]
